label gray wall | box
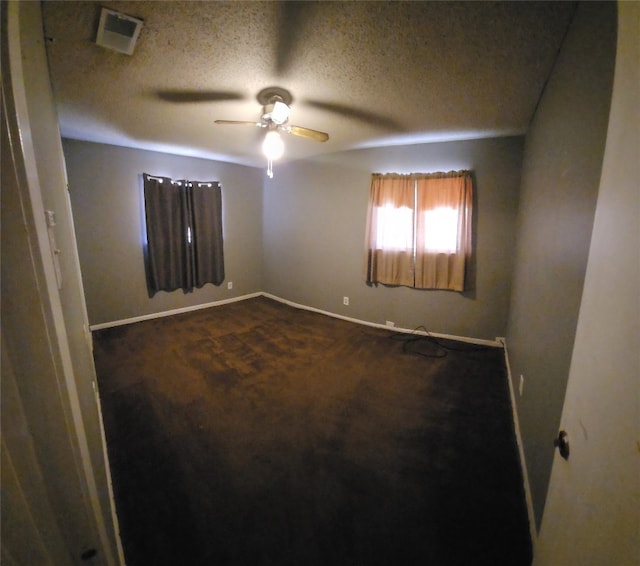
[505,1,617,530]
[63,139,264,325]
[263,137,524,341]
[66,135,523,341]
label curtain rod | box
[144,174,218,188]
[372,170,471,179]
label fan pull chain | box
[267,158,274,178]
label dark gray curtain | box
[143,174,224,296]
[191,180,225,288]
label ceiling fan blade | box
[215,120,264,127]
[275,2,316,74]
[304,99,403,131]
[284,125,329,142]
[154,90,244,103]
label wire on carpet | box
[389,325,495,359]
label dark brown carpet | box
[93,296,531,566]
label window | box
[422,206,459,253]
[365,171,473,291]
[143,173,225,296]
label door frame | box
[2,2,123,563]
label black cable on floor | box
[389,325,496,358]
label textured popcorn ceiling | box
[42,1,576,167]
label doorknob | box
[554,430,570,460]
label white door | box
[534,4,639,565]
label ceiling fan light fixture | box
[262,130,285,161]
[270,101,290,125]
[262,99,290,125]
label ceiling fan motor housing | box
[258,86,293,125]
[262,97,290,125]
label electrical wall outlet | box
[227,281,233,290]
[519,375,524,397]
[343,296,349,306]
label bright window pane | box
[423,207,458,253]
[376,204,413,250]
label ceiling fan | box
[214,86,329,143]
[214,87,329,178]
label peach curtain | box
[365,171,472,291]
[415,172,473,291]
[365,174,415,287]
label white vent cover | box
[96,8,143,55]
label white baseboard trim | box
[501,337,538,551]
[89,292,263,331]
[263,293,502,347]
[91,291,502,349]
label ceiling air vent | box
[96,7,143,55]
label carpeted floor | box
[93,296,531,565]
